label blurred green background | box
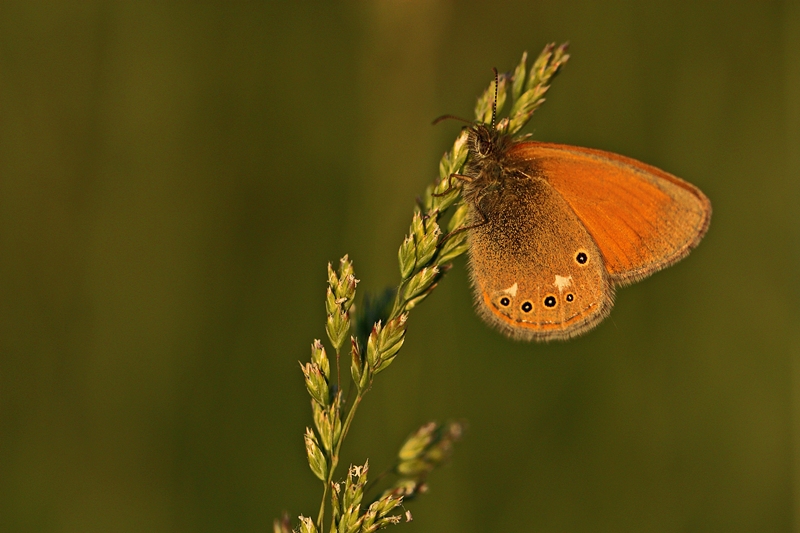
[1,1,799,532]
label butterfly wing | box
[467,175,614,341]
[509,142,711,285]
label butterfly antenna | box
[432,114,473,126]
[491,67,499,129]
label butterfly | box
[448,61,711,341]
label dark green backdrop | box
[2,1,799,532]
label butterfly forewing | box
[509,142,712,285]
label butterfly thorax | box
[462,124,537,213]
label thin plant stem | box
[363,463,397,495]
[316,388,367,529]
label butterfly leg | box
[439,200,488,245]
[432,173,474,198]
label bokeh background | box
[2,1,799,532]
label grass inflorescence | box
[276,42,569,533]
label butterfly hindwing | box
[467,174,614,341]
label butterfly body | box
[461,124,711,341]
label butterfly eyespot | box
[521,301,533,313]
[565,293,574,302]
[575,251,588,265]
[499,297,511,307]
[544,295,557,308]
